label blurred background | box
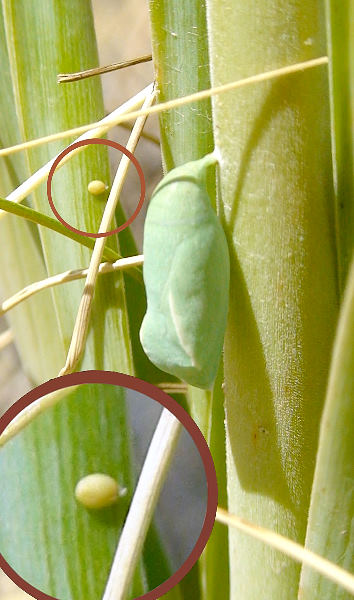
[0,1,207,597]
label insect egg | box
[75,473,123,509]
[87,180,107,195]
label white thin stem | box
[0,255,143,317]
[0,328,14,350]
[58,89,156,376]
[0,57,327,163]
[216,508,354,596]
[102,408,182,600]
[0,84,152,214]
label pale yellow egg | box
[87,180,107,195]
[75,473,119,509]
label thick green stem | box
[207,0,338,597]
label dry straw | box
[58,88,156,376]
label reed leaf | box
[0,197,120,264]
[149,1,229,597]
[298,6,354,594]
[0,4,65,382]
[325,0,354,291]
[298,258,354,598]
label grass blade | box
[149,2,229,597]
[0,4,65,381]
[299,258,354,598]
[0,197,120,263]
[325,0,354,291]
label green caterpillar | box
[140,153,230,389]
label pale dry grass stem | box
[57,54,152,83]
[0,329,14,351]
[58,89,156,376]
[216,508,354,596]
[0,256,143,318]
[0,57,327,164]
[157,382,189,394]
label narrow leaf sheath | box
[140,154,230,389]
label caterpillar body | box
[140,153,230,390]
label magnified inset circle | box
[0,371,218,600]
[46,139,146,238]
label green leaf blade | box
[299,259,354,599]
[325,0,354,292]
[149,2,229,598]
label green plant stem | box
[207,0,339,597]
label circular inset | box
[46,139,146,238]
[0,371,217,600]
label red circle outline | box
[0,371,218,600]
[46,139,146,238]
